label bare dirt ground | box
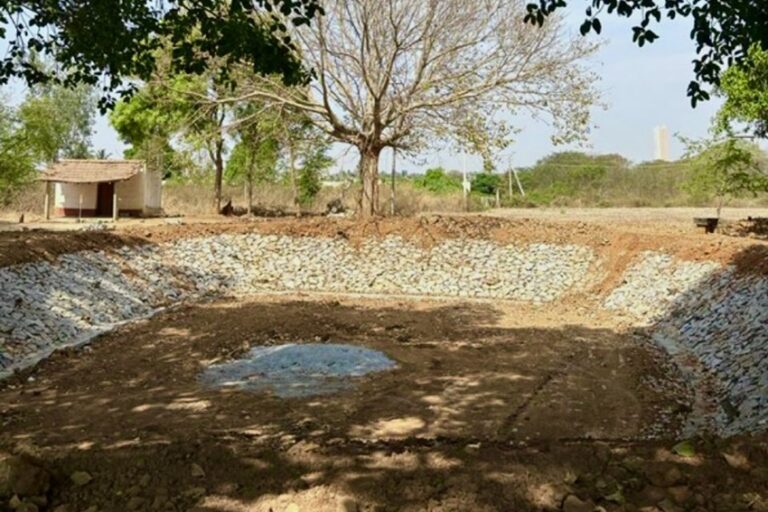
[0,296,747,511]
[485,207,768,227]
[1,295,768,512]
[2,215,768,511]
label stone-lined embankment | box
[605,251,768,435]
[0,234,595,376]
[2,229,768,436]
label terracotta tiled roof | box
[39,160,144,183]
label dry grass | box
[5,178,764,221]
[2,182,46,217]
[163,181,467,217]
[162,182,359,216]
[389,182,465,215]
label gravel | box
[199,343,398,397]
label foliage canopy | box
[18,83,97,163]
[0,0,322,108]
[716,45,768,138]
[0,102,35,205]
[412,168,462,195]
[682,137,768,210]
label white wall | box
[115,173,144,212]
[54,183,97,211]
[143,168,162,214]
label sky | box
[402,10,725,174]
[2,6,725,174]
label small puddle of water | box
[199,343,397,398]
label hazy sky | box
[398,10,725,173]
[2,6,724,174]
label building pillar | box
[112,182,118,221]
[44,182,51,220]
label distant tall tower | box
[654,125,671,161]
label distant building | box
[39,159,162,219]
[654,125,671,161]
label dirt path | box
[485,207,768,227]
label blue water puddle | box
[199,343,397,398]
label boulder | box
[0,453,50,498]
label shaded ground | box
[5,296,767,512]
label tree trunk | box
[359,147,381,218]
[213,141,224,214]
[390,148,396,216]
[246,153,254,215]
[289,143,299,210]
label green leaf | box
[672,440,696,458]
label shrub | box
[413,167,461,193]
[471,173,502,195]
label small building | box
[39,159,162,220]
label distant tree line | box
[401,145,768,210]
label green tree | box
[471,173,502,195]
[296,145,332,206]
[225,139,278,186]
[682,137,767,215]
[0,101,36,205]
[227,109,281,213]
[18,83,97,163]
[109,85,187,178]
[109,65,231,211]
[520,152,622,202]
[173,73,230,212]
[525,1,768,105]
[413,168,462,194]
[0,0,321,107]
[716,45,768,138]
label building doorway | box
[96,182,115,217]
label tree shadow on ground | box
[1,298,727,511]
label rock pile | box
[0,234,596,377]
[605,251,768,435]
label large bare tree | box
[231,0,599,216]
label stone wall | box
[0,234,596,377]
[605,252,768,435]
[4,232,767,435]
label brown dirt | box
[1,296,767,511]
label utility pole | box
[390,148,396,216]
[462,153,470,212]
[512,167,525,197]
